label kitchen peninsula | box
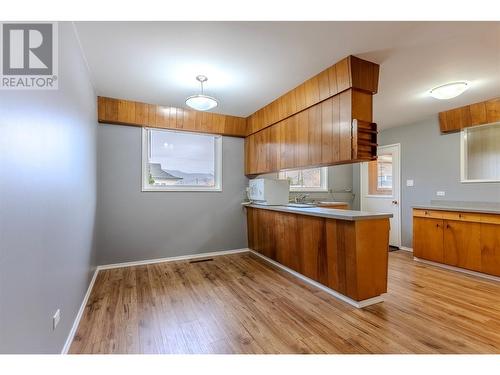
[246,204,392,307]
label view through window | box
[142,128,222,191]
[368,154,393,195]
[279,167,328,191]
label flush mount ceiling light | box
[429,81,470,100]
[185,75,218,111]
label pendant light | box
[185,75,218,111]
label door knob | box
[392,200,398,205]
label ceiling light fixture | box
[429,81,470,100]
[185,75,218,111]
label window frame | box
[279,167,328,192]
[460,122,500,183]
[367,155,393,197]
[141,127,223,192]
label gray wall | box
[0,23,97,353]
[96,125,248,265]
[379,116,500,248]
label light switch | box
[406,179,414,187]
[436,191,446,197]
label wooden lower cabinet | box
[413,217,444,263]
[413,209,500,277]
[443,220,481,272]
[246,207,390,301]
[480,223,500,277]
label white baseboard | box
[97,248,250,270]
[398,246,413,252]
[61,268,99,354]
[414,257,500,283]
[61,248,251,354]
[249,250,384,308]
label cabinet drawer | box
[413,209,444,219]
[441,211,482,223]
[481,214,500,225]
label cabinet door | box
[254,129,269,174]
[259,209,277,260]
[268,123,281,172]
[443,220,481,272]
[480,223,500,277]
[244,134,256,175]
[308,104,322,166]
[274,211,297,269]
[280,117,298,170]
[413,217,444,262]
[296,109,310,167]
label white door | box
[360,144,401,248]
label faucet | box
[294,193,310,203]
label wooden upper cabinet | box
[485,97,500,123]
[97,96,248,137]
[245,88,376,175]
[439,105,472,133]
[469,101,487,126]
[246,55,379,135]
[439,97,500,133]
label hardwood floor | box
[69,251,500,354]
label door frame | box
[360,143,402,248]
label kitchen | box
[1,11,500,374]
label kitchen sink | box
[286,203,317,208]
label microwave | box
[248,179,290,206]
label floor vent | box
[189,258,214,264]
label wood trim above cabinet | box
[439,97,500,133]
[97,96,248,137]
[246,55,379,135]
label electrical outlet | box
[406,179,414,187]
[53,309,61,330]
[436,191,446,197]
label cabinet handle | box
[446,224,450,229]
[436,223,440,228]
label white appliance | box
[248,179,290,206]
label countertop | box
[246,204,393,221]
[413,200,500,215]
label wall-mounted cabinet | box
[246,56,380,135]
[439,97,500,133]
[244,89,377,175]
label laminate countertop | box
[246,204,393,221]
[413,201,500,215]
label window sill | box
[142,187,222,192]
[460,179,500,184]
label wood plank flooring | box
[69,251,500,354]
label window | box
[461,122,500,183]
[279,167,328,192]
[368,154,393,196]
[142,128,222,191]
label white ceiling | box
[75,21,500,130]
